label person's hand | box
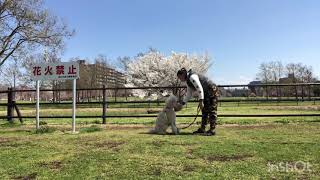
[198,99,204,110]
[174,103,183,111]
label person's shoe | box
[193,128,205,134]
[205,130,216,136]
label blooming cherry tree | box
[126,51,212,98]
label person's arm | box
[189,74,204,100]
[189,74,204,109]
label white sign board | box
[32,62,79,133]
[31,62,79,80]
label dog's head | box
[165,95,178,109]
[164,95,183,112]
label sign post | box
[31,62,80,132]
[36,80,40,130]
[72,79,76,133]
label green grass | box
[0,101,320,178]
[0,122,319,179]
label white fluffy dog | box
[149,95,182,135]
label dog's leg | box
[167,111,179,135]
[171,119,179,134]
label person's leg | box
[206,85,219,136]
[193,112,207,134]
[206,106,217,135]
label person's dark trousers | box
[202,84,219,132]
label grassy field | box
[0,122,319,179]
[0,101,320,179]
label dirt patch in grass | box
[187,149,194,155]
[0,137,22,147]
[276,141,317,145]
[12,172,37,180]
[186,148,196,159]
[94,141,125,151]
[151,140,168,147]
[79,136,125,151]
[170,142,195,146]
[77,136,99,143]
[254,105,320,111]
[206,154,253,162]
[40,161,62,170]
[224,124,278,130]
[0,137,15,144]
[183,165,196,172]
[106,125,149,130]
[151,169,162,176]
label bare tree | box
[116,56,131,72]
[0,0,74,67]
[0,58,21,88]
[257,61,318,97]
[257,62,271,83]
[285,63,300,82]
[303,66,314,83]
[257,61,283,83]
[271,61,283,82]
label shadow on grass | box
[139,131,195,136]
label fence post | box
[7,88,14,122]
[102,85,107,124]
[125,89,127,101]
[301,85,304,101]
[114,88,117,102]
[266,85,269,100]
[295,84,298,102]
[308,85,311,101]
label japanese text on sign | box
[31,62,79,80]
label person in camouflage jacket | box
[177,68,219,136]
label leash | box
[179,105,201,129]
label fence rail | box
[1,83,320,93]
[2,113,320,120]
[1,83,320,123]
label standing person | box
[177,68,219,136]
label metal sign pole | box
[72,79,76,133]
[36,80,40,130]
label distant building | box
[279,73,295,84]
[78,60,126,88]
[248,80,262,96]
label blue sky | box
[45,0,320,84]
